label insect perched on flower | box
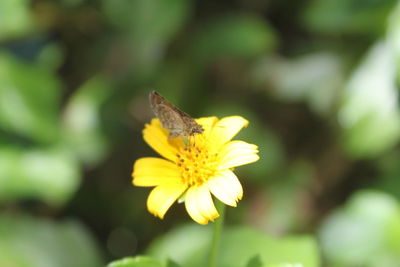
[149,91,204,138]
[132,93,259,224]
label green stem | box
[208,201,225,267]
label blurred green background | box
[2,0,400,266]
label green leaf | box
[219,227,319,267]
[107,256,163,267]
[0,51,61,143]
[251,52,344,116]
[102,0,190,77]
[303,0,396,35]
[103,0,189,40]
[246,255,263,267]
[338,41,400,158]
[0,146,80,205]
[0,214,103,267]
[165,259,182,267]
[374,151,400,199]
[264,264,303,267]
[0,0,36,40]
[319,190,400,266]
[62,76,112,167]
[147,224,211,266]
[189,14,276,64]
[147,225,320,267]
[260,161,314,233]
[36,43,65,71]
[387,0,400,79]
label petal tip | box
[209,213,220,223]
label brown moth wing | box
[181,114,204,135]
[153,95,203,134]
[149,91,198,138]
[156,103,189,137]
[171,108,204,135]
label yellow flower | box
[132,116,259,224]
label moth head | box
[190,124,204,135]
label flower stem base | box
[208,201,225,267]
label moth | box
[149,91,204,138]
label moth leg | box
[192,136,196,147]
[183,137,190,147]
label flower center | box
[176,144,217,186]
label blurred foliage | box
[338,41,400,158]
[107,256,164,267]
[1,0,400,266]
[0,51,61,143]
[187,14,276,64]
[388,1,400,77]
[303,0,396,35]
[0,214,102,267]
[0,0,35,40]
[0,145,79,204]
[62,75,112,166]
[251,52,343,116]
[147,224,319,267]
[319,190,400,266]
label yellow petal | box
[143,119,179,161]
[217,141,259,170]
[208,170,243,207]
[196,116,218,138]
[147,183,187,219]
[184,187,205,224]
[196,185,219,221]
[184,186,219,224]
[207,116,249,151]
[132,157,181,187]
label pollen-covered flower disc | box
[132,116,259,225]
